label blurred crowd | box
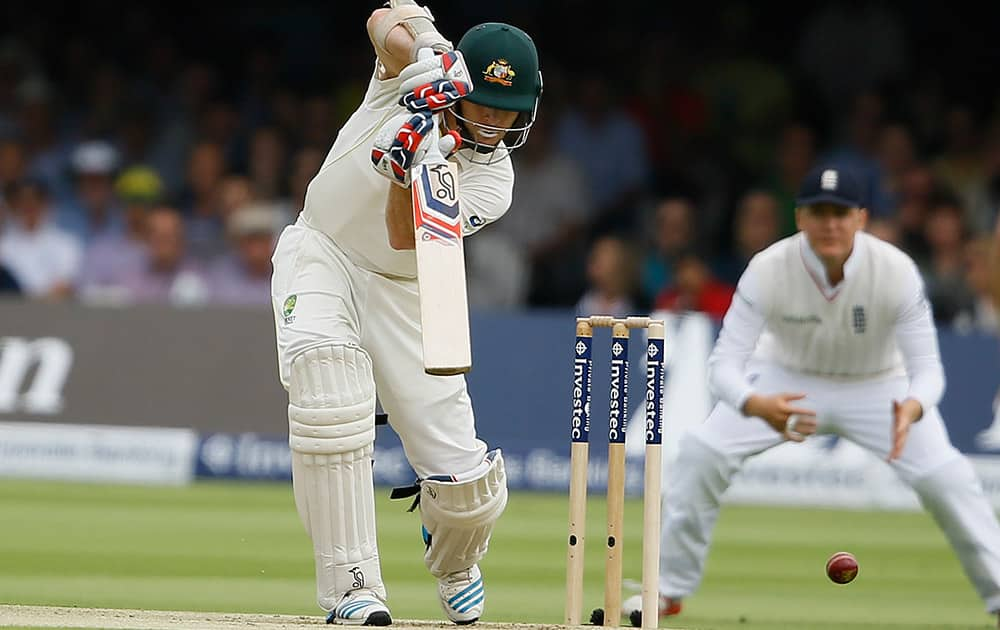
[0,3,998,333]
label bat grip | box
[423,113,444,161]
[414,47,445,163]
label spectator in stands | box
[641,197,697,305]
[466,232,529,310]
[866,216,902,247]
[0,178,81,300]
[248,126,288,202]
[654,252,735,321]
[0,137,26,196]
[763,122,816,236]
[576,235,638,318]
[205,202,281,306]
[714,190,781,284]
[555,75,648,235]
[796,4,907,113]
[299,95,337,150]
[288,146,323,214]
[921,198,974,324]
[218,174,256,228]
[896,164,936,261]
[58,140,123,243]
[79,64,125,140]
[18,76,70,201]
[994,216,1000,317]
[822,91,890,217]
[197,99,240,166]
[118,206,207,305]
[0,197,21,294]
[933,104,990,231]
[179,141,227,261]
[488,109,592,307]
[77,166,163,303]
[954,236,999,335]
[0,47,22,137]
[874,123,918,216]
[984,122,1000,231]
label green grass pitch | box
[0,479,993,629]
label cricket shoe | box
[438,564,485,624]
[621,593,682,624]
[326,588,392,626]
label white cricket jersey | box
[299,63,514,278]
[709,231,945,413]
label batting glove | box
[398,49,472,110]
[400,78,470,113]
[371,111,462,187]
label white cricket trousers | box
[270,220,487,478]
[661,361,1000,613]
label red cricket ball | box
[826,551,859,584]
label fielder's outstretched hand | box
[888,398,923,462]
[742,393,817,442]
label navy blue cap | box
[796,165,864,208]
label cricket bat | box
[411,113,472,375]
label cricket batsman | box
[642,165,1000,625]
[268,1,541,625]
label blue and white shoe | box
[326,588,391,626]
[438,564,485,624]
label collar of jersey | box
[798,232,862,299]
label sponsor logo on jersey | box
[483,59,516,86]
[852,305,866,334]
[282,294,297,324]
[781,314,822,324]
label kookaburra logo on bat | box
[430,164,456,202]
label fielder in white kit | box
[648,165,1000,625]
[269,2,541,625]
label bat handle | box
[414,47,445,162]
[423,114,443,161]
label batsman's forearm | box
[386,184,416,250]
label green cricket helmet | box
[454,22,542,162]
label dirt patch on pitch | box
[0,605,603,630]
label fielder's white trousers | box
[271,220,487,478]
[661,361,1000,612]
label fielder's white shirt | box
[299,63,514,278]
[709,231,944,413]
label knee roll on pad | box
[420,450,508,578]
[288,345,375,455]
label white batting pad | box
[419,450,508,577]
[288,345,376,456]
[287,345,384,610]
